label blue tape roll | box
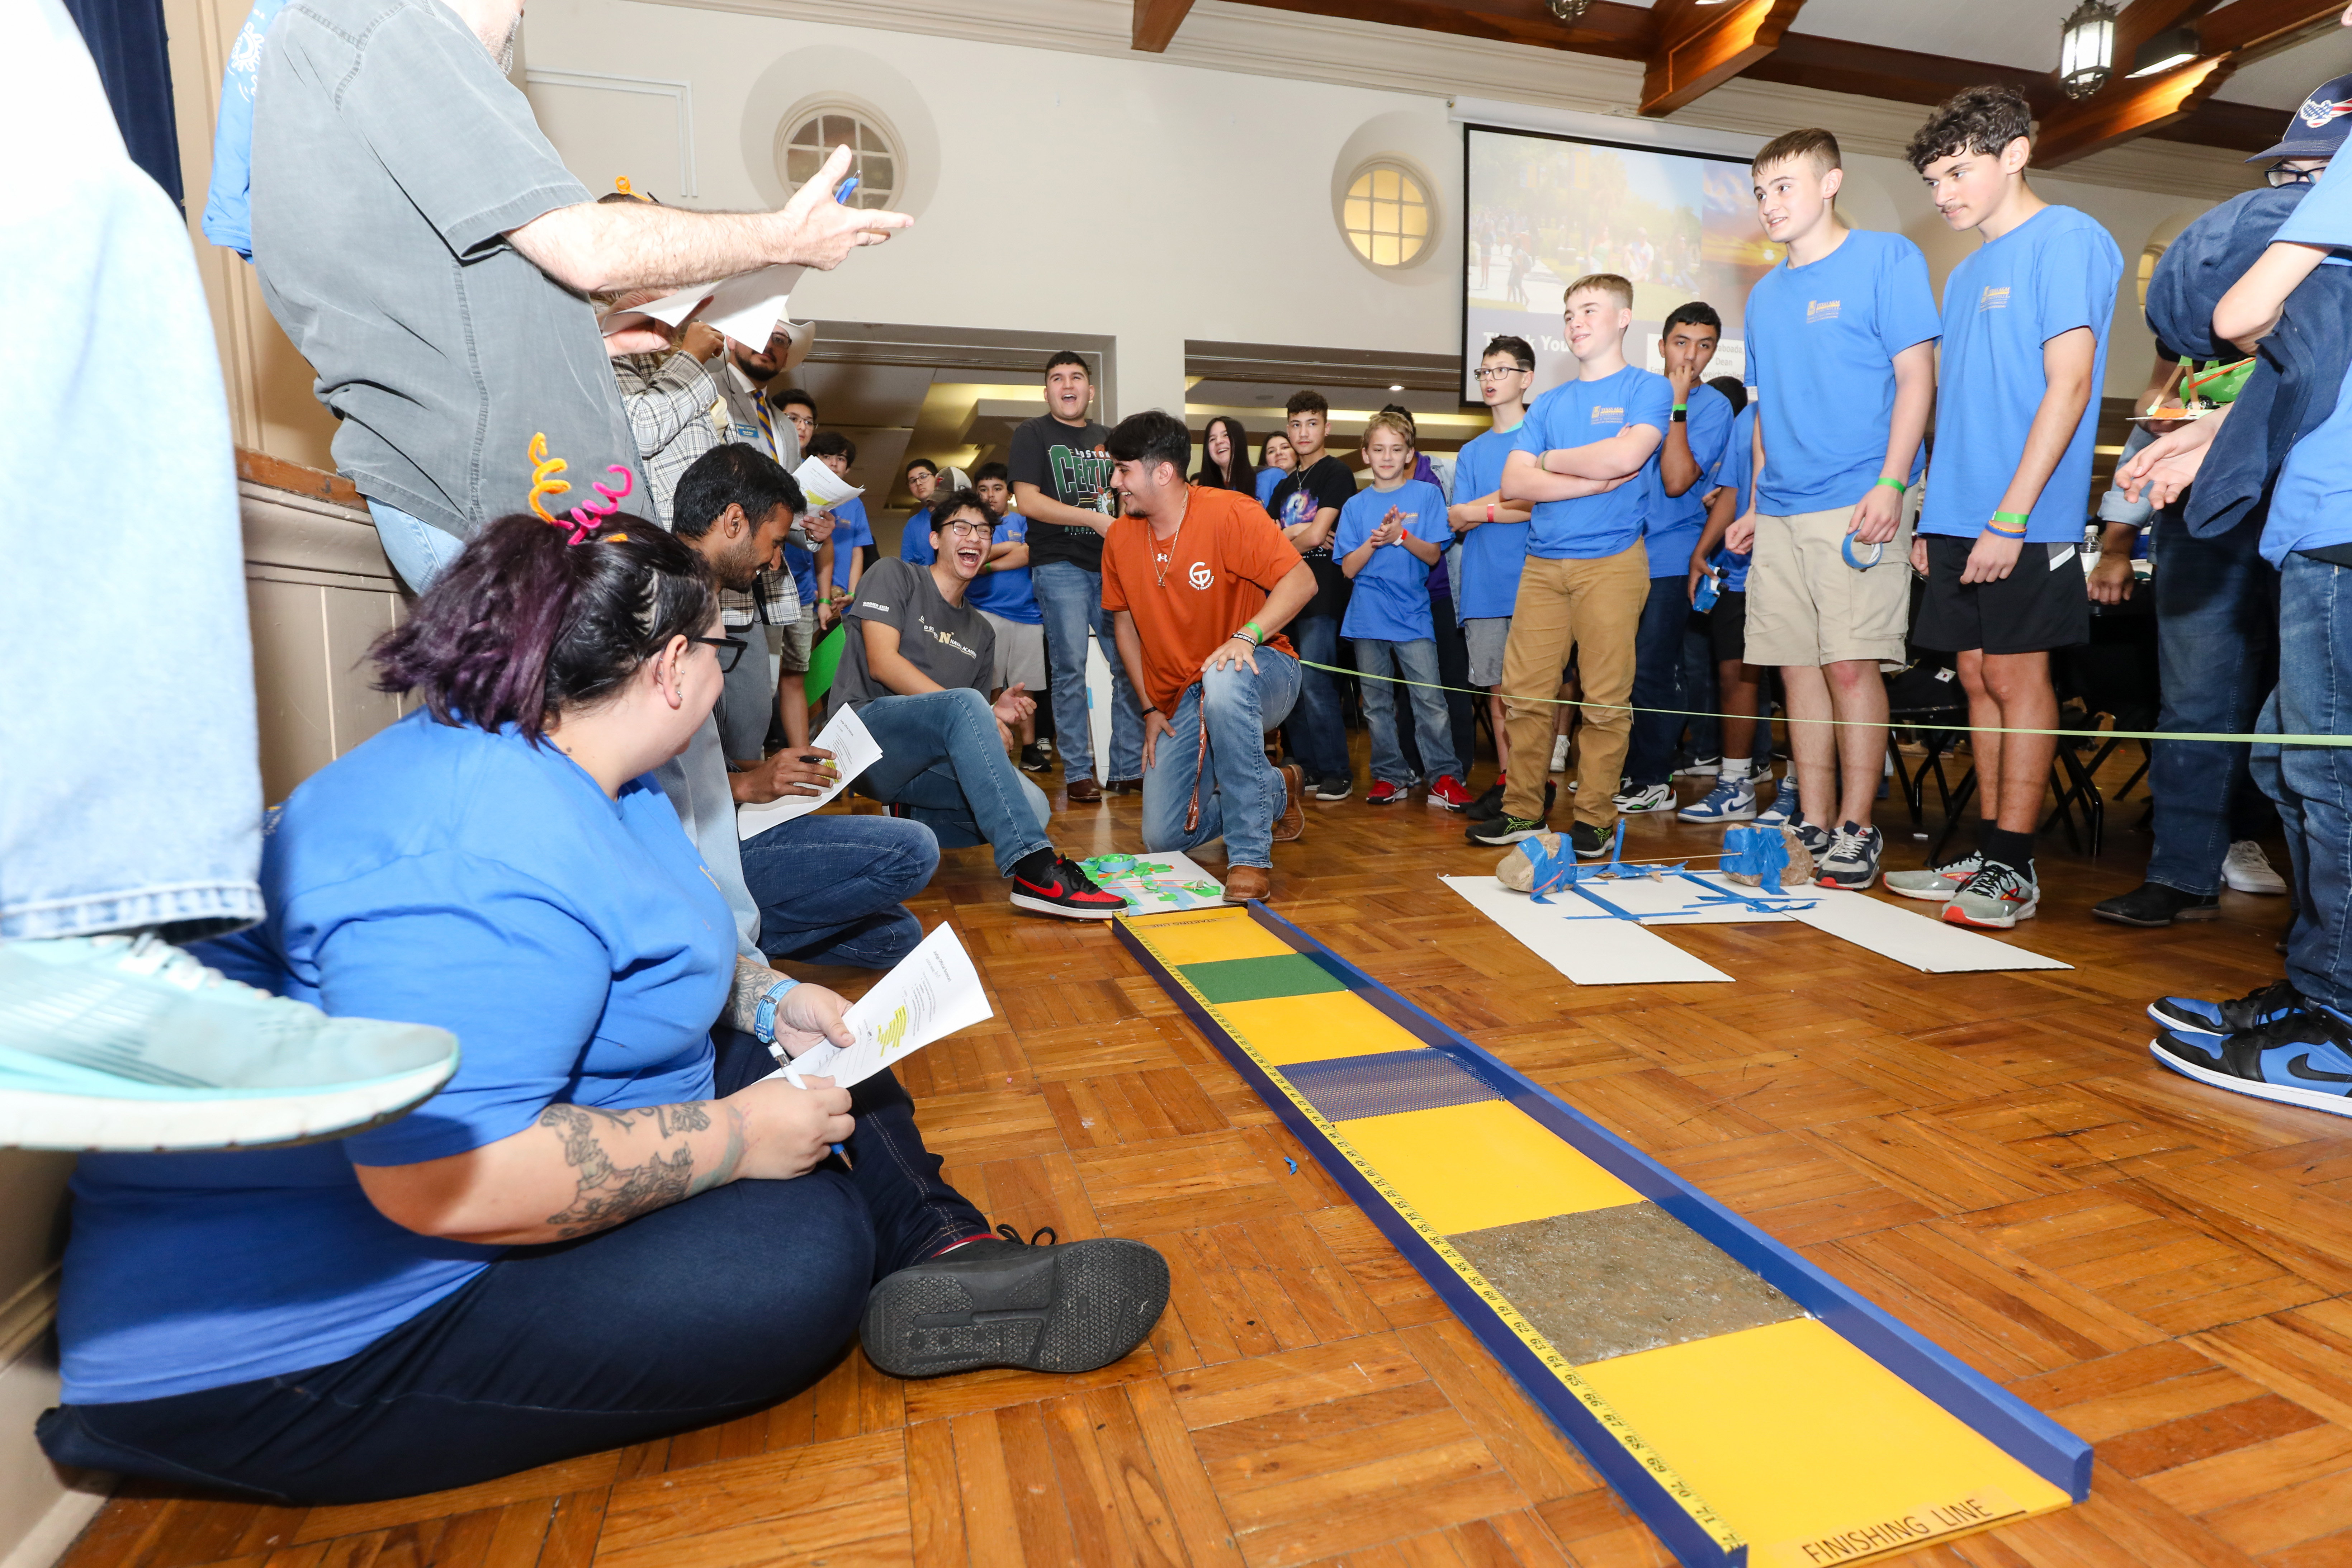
[1842,535,1885,570]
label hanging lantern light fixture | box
[1547,0,1593,22]
[2059,0,2118,99]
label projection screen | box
[1463,125,1777,398]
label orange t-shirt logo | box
[1189,562,1214,590]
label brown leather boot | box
[1272,764,1305,843]
[1224,864,1272,904]
[1066,777,1102,804]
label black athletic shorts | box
[1912,534,2089,656]
[1708,589,1748,664]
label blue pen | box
[833,174,859,204]
[780,1060,852,1167]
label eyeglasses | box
[939,519,995,540]
[1473,365,1531,381]
[2266,164,2324,187]
[692,634,748,673]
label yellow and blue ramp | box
[1116,904,2087,1568]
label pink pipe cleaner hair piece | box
[561,466,636,544]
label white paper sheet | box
[1773,882,2074,973]
[603,264,806,348]
[1440,875,1733,985]
[735,705,882,839]
[794,455,865,511]
[770,922,992,1089]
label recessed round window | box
[776,106,899,209]
[1344,161,1430,268]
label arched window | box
[776,107,899,209]
[1343,161,1430,268]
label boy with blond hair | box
[1336,411,1470,809]
[1471,274,1672,854]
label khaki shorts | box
[981,612,1047,692]
[1744,493,1916,667]
[769,608,815,675]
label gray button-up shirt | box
[251,0,639,539]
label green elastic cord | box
[1287,656,2352,746]
[1874,477,1907,493]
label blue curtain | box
[66,0,185,207]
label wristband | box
[1672,402,1688,412]
[1873,477,1907,493]
[1984,511,2029,538]
[753,975,802,1048]
[1486,503,1495,525]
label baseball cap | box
[2248,73,2352,162]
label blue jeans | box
[1680,618,1721,763]
[4,145,264,940]
[1141,650,1300,869]
[2149,511,2280,895]
[366,499,466,595]
[2254,553,2348,1009]
[1030,562,1144,783]
[1624,576,1693,787]
[853,689,1052,876]
[1284,614,1352,782]
[739,812,940,968]
[1358,639,1458,786]
[36,1033,984,1505]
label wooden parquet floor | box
[64,742,2352,1568]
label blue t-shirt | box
[782,542,819,606]
[1642,382,1735,578]
[829,497,875,588]
[901,510,935,565]
[1511,366,1672,559]
[967,511,1042,624]
[1452,423,1529,621]
[1745,230,1940,515]
[1709,403,1758,592]
[2266,156,2352,565]
[1254,467,1284,507]
[58,713,735,1403]
[1920,206,2123,545]
[1335,480,1450,642]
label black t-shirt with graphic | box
[1266,455,1360,621]
[828,557,994,716]
[1009,414,1115,573]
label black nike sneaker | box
[860,1225,1171,1378]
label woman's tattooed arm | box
[536,1100,748,1238]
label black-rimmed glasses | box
[1473,365,1531,382]
[2267,165,2323,188]
[693,635,749,673]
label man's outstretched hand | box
[779,146,913,270]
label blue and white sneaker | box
[1754,773,1801,828]
[0,934,460,1152]
[2148,979,2306,1040]
[1677,773,1757,823]
[2152,1006,2352,1118]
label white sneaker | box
[2223,841,2287,896]
[0,934,459,1151]
[1549,735,1571,773]
[1676,756,1721,779]
[1612,782,1676,814]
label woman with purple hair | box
[39,513,1169,1505]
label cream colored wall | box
[521,0,2229,410]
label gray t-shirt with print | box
[829,557,994,716]
[251,0,638,539]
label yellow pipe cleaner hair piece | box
[526,432,571,522]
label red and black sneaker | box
[1366,781,1405,805]
[1426,774,1473,811]
[1010,855,1130,920]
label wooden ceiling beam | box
[2150,95,2288,151]
[2027,0,2338,166]
[1740,33,2060,114]
[1637,0,1808,117]
[2035,53,2238,165]
[1132,0,1196,52]
[1219,0,1661,63]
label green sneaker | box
[1884,852,1982,903]
[0,934,459,1152]
[1466,813,1546,846]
